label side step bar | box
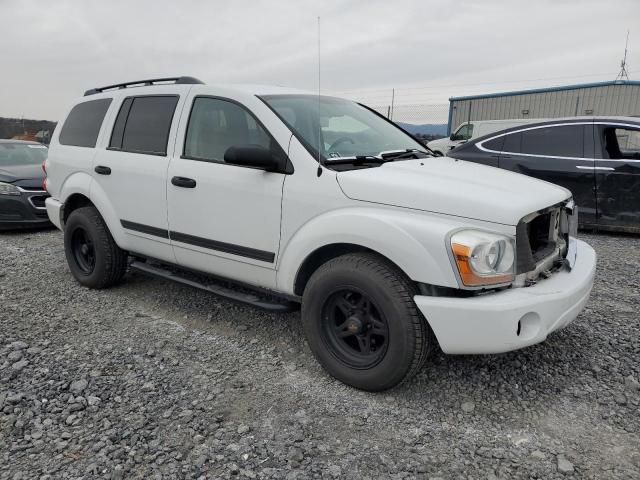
[130,261,298,313]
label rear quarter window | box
[58,99,112,148]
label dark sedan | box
[448,117,640,233]
[0,140,51,230]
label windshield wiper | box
[323,155,385,165]
[380,148,431,160]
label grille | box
[516,208,563,274]
[527,212,556,262]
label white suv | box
[45,77,596,391]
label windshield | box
[0,143,47,166]
[261,95,425,161]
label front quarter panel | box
[276,207,475,295]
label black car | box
[0,140,51,230]
[448,117,640,233]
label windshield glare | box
[0,143,47,166]
[261,95,424,160]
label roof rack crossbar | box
[84,76,204,96]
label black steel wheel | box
[321,288,389,369]
[70,226,96,274]
[64,206,128,289]
[302,252,436,391]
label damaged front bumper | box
[414,238,596,354]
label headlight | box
[450,230,515,287]
[0,182,21,196]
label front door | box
[594,122,640,232]
[166,95,287,288]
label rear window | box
[59,99,112,148]
[109,96,178,155]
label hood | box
[0,164,44,186]
[336,157,571,226]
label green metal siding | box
[449,83,640,133]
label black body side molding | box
[120,220,169,239]
[120,220,275,263]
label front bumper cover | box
[415,239,596,354]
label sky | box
[1,0,638,123]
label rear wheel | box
[64,206,127,288]
[302,253,435,391]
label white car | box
[44,77,596,391]
[428,118,548,156]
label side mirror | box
[224,146,282,172]
[449,134,457,141]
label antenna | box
[616,30,630,81]
[316,16,324,177]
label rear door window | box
[109,96,179,155]
[59,99,112,148]
[602,127,640,159]
[519,125,584,158]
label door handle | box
[171,176,197,188]
[94,165,111,175]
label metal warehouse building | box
[447,80,640,134]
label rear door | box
[495,123,597,226]
[92,91,185,262]
[593,122,640,232]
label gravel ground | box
[1,229,639,480]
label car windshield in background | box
[0,143,47,166]
[261,95,425,163]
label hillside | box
[0,117,57,143]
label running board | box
[129,261,297,312]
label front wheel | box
[302,253,435,391]
[64,206,128,289]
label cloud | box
[0,0,638,120]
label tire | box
[301,253,435,391]
[63,206,128,289]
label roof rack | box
[84,76,204,96]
